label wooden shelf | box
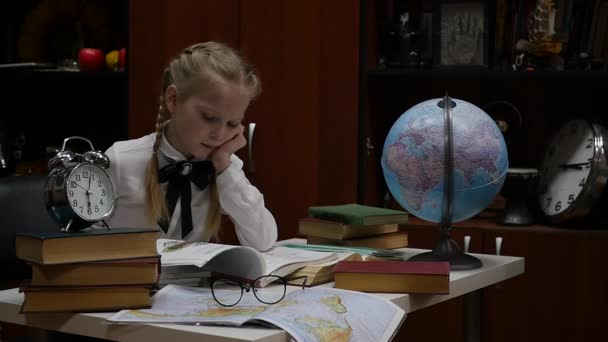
[403,213,608,236]
[367,68,608,79]
[0,69,127,81]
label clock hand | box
[74,183,90,193]
[86,174,93,209]
[559,162,590,170]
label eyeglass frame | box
[209,273,308,307]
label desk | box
[0,242,524,342]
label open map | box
[108,285,405,342]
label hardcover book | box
[298,217,399,239]
[158,239,336,287]
[308,204,408,225]
[30,256,160,287]
[16,228,159,264]
[307,231,408,250]
[20,283,152,313]
[334,260,450,294]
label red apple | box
[78,48,105,72]
[118,48,126,70]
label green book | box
[16,228,160,265]
[308,203,408,226]
[16,228,158,240]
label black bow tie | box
[158,160,215,238]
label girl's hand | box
[210,124,246,174]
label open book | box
[286,252,363,286]
[157,239,336,287]
[107,284,405,342]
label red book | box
[333,260,449,294]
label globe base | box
[408,233,483,270]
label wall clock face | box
[538,120,608,223]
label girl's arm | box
[216,154,278,251]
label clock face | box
[538,120,595,217]
[67,164,115,221]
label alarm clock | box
[537,120,608,223]
[45,136,115,231]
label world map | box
[108,285,405,342]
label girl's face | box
[165,79,251,160]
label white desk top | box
[0,239,524,342]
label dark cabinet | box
[481,228,575,342]
[482,227,608,342]
[0,0,129,175]
[358,1,608,340]
[403,217,608,342]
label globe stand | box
[408,225,483,270]
[408,93,483,271]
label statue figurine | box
[527,0,562,56]
[513,0,563,71]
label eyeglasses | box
[209,274,307,307]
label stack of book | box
[300,203,410,250]
[15,228,160,313]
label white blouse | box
[101,132,278,251]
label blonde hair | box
[144,41,261,241]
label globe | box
[382,98,508,223]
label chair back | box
[0,175,59,285]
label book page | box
[316,252,362,266]
[262,247,337,279]
[252,287,406,342]
[157,239,265,280]
[107,285,269,326]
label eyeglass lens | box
[253,275,286,304]
[211,279,243,306]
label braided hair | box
[144,42,260,241]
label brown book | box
[16,228,159,264]
[287,253,363,286]
[307,231,408,250]
[30,256,160,287]
[299,218,399,239]
[20,283,152,313]
[334,260,449,294]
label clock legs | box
[59,218,111,232]
[61,218,74,232]
[101,219,111,230]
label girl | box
[103,42,277,252]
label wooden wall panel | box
[129,0,240,139]
[239,0,322,239]
[318,1,360,205]
[161,0,240,64]
[128,0,164,139]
